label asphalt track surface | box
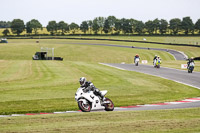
[69,42,188,60]
[101,63,200,111]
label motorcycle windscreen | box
[101,90,108,96]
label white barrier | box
[142,60,148,64]
[181,64,187,69]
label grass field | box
[1,108,200,133]
[0,39,200,115]
[0,38,200,132]
[62,36,200,45]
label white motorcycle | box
[135,58,140,66]
[75,87,114,112]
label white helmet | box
[79,77,86,86]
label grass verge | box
[0,60,199,115]
[0,108,200,133]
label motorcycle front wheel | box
[78,100,91,112]
[104,98,114,111]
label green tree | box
[0,21,11,28]
[88,20,93,34]
[121,18,132,34]
[103,19,110,34]
[145,20,154,34]
[11,19,25,35]
[80,21,88,34]
[114,19,121,34]
[69,22,79,34]
[96,17,105,34]
[135,21,145,34]
[159,19,168,34]
[58,21,69,35]
[92,18,100,34]
[0,21,6,28]
[169,18,181,35]
[2,28,10,36]
[181,16,194,34]
[26,21,32,34]
[26,19,42,35]
[107,16,117,34]
[129,19,137,33]
[46,21,57,35]
[195,19,200,33]
[153,18,160,34]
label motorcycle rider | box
[153,55,157,64]
[153,55,158,65]
[79,77,105,101]
[134,54,140,63]
[187,57,195,69]
[154,56,161,67]
[157,56,161,63]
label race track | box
[70,42,187,60]
[0,43,199,117]
[100,63,200,111]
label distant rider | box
[157,56,161,63]
[79,77,105,101]
[154,56,161,66]
[134,54,140,63]
[187,57,195,69]
[153,55,157,65]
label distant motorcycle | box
[188,62,195,73]
[154,59,161,68]
[75,87,114,112]
[135,58,140,66]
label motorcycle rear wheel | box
[78,100,91,112]
[104,98,114,111]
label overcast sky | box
[1,0,199,26]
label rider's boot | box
[98,92,105,101]
[94,88,108,105]
[97,91,106,104]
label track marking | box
[1,97,200,118]
[99,63,126,70]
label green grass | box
[0,61,199,114]
[0,39,200,115]
[62,35,200,45]
[1,108,200,133]
[0,38,200,133]
[0,39,176,62]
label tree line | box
[1,16,200,36]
